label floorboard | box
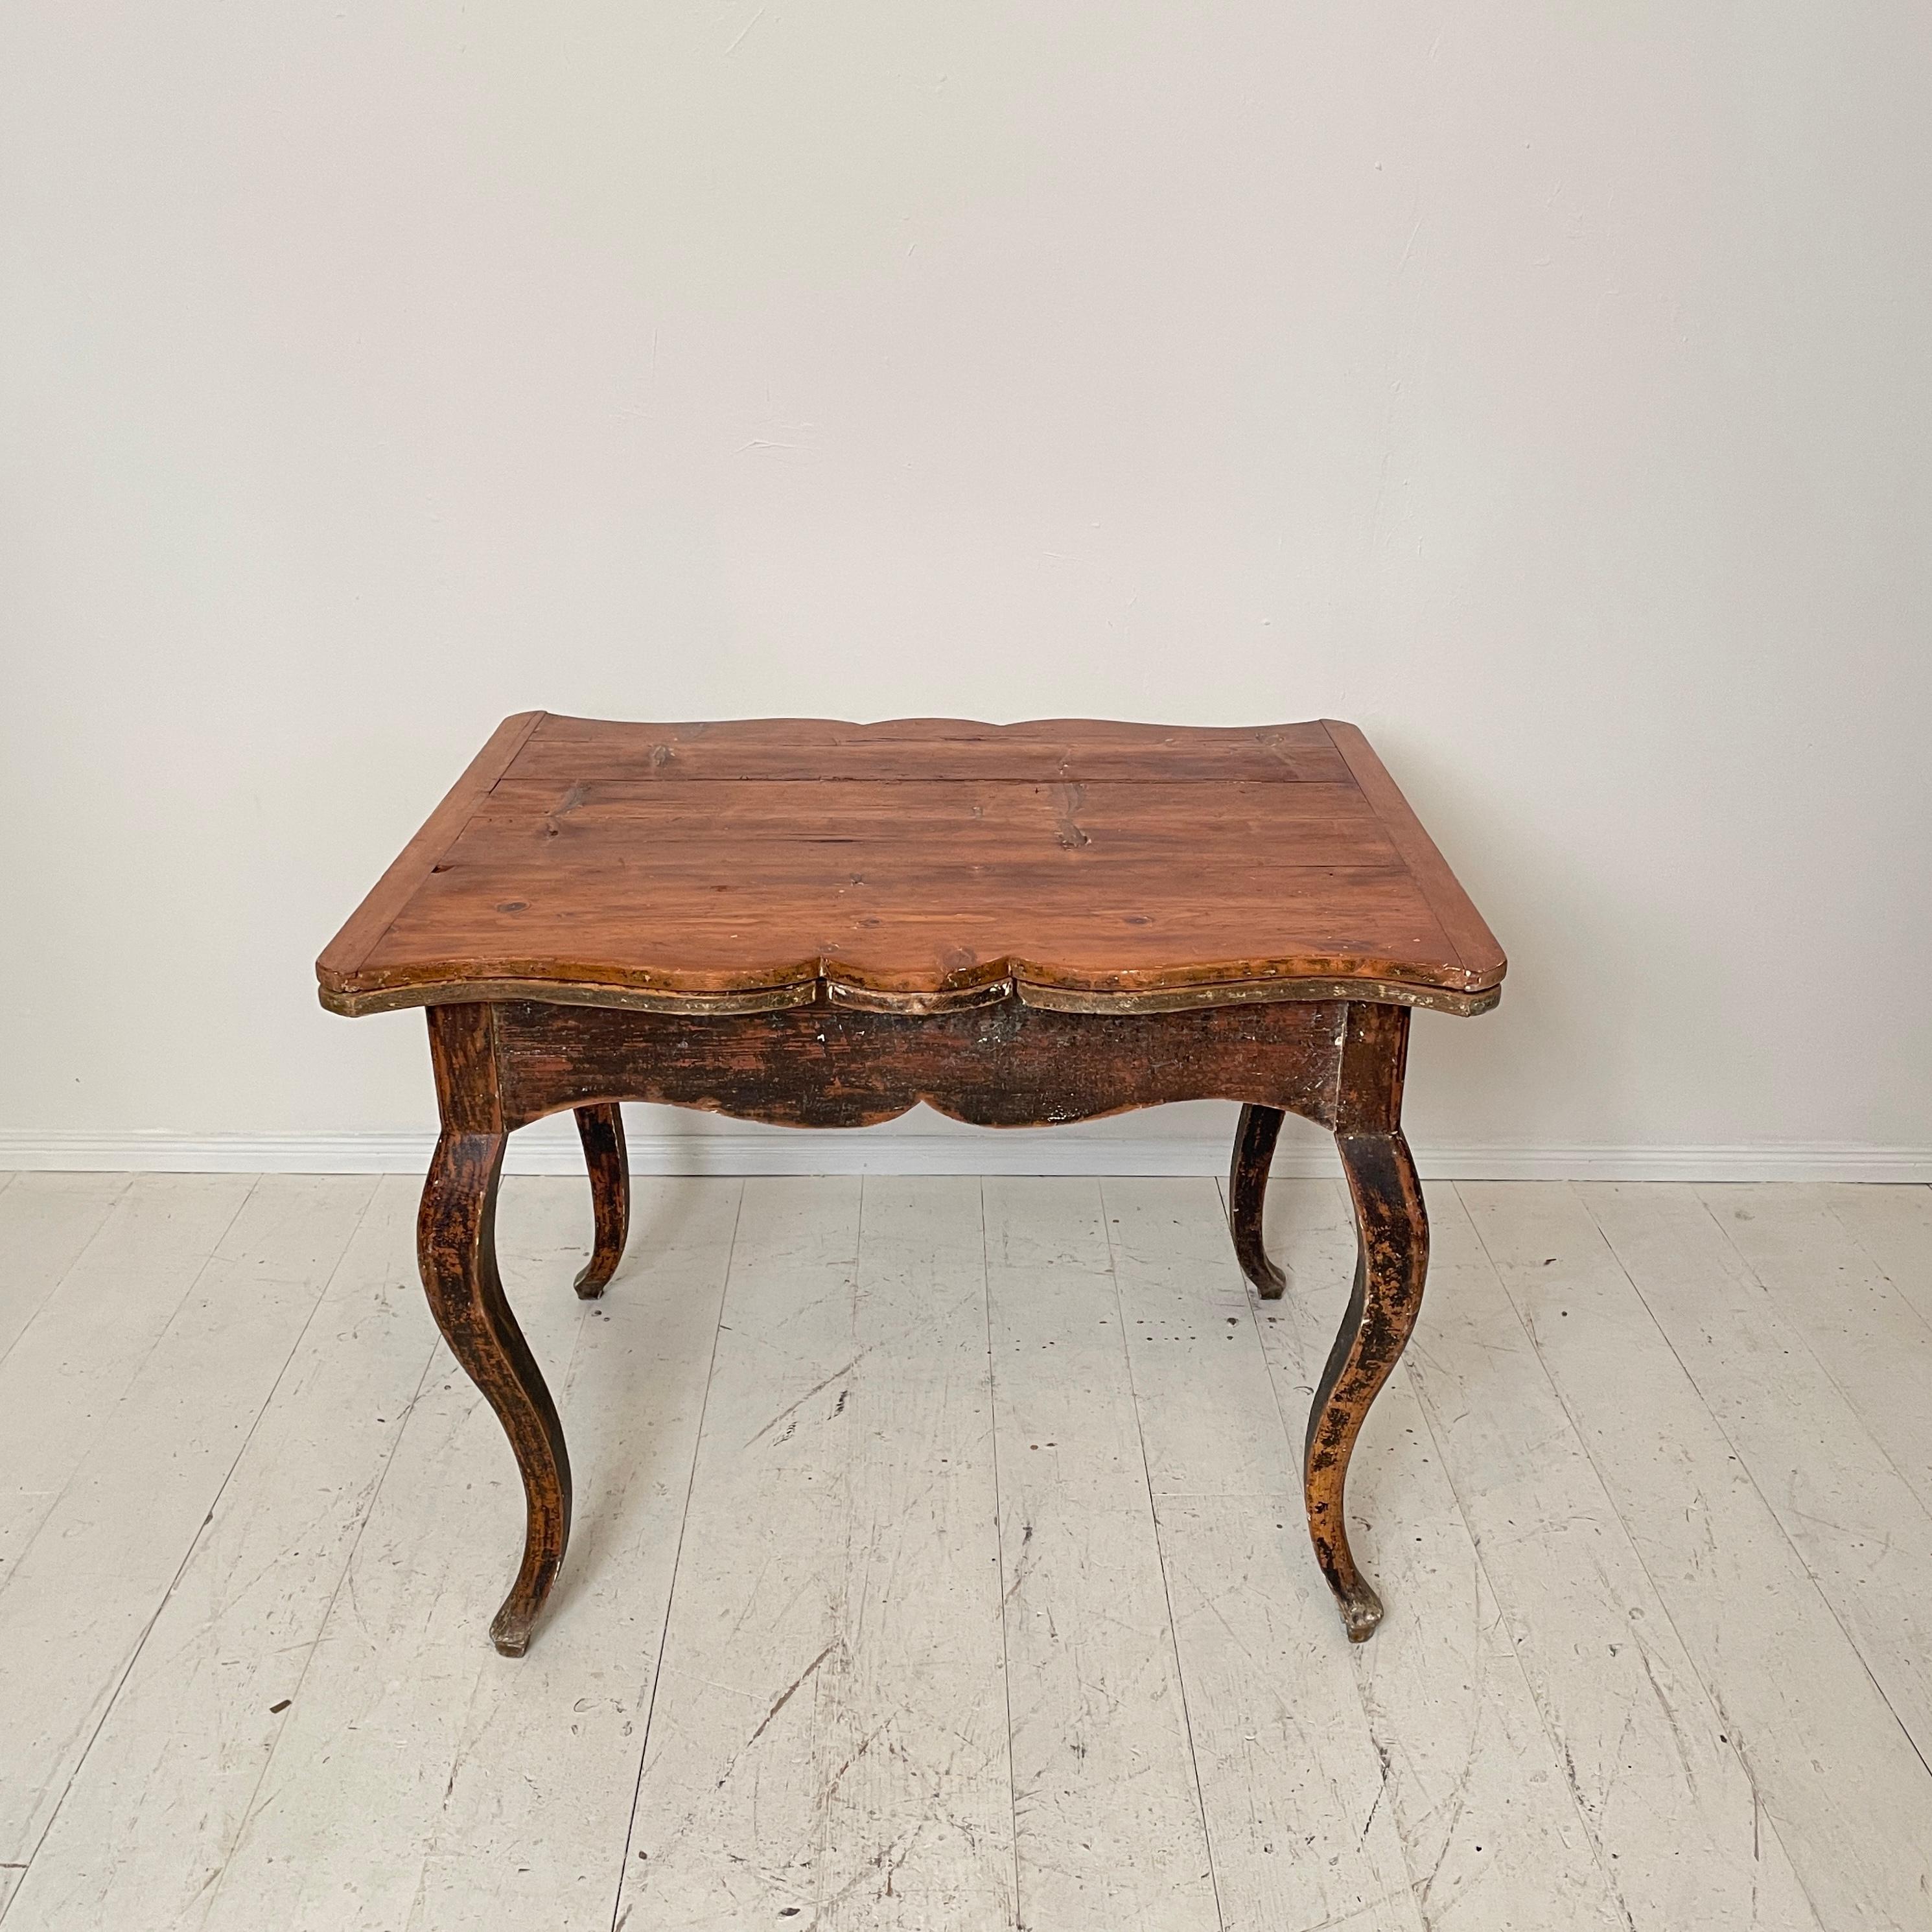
[615,1178,1014,1932]
[0,1176,372,1920]
[1105,1176,1425,1932]
[1464,1181,1932,1929]
[0,1174,257,1574]
[3,1176,425,1932]
[1819,1183,1932,1332]
[192,1177,603,1932]
[1581,1183,1932,1768]
[2,1174,1929,1930]
[399,1176,741,1931]
[984,1177,1218,1932]
[0,1173,130,1369]
[1406,1185,1821,1931]
[1701,1184,1932,1517]
[1251,1176,1629,1932]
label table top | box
[317,714,1505,1019]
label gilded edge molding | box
[317,972,1501,1021]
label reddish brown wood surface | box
[317,716,1506,1019]
[325,712,546,988]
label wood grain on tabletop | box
[316,715,1506,1013]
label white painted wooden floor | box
[1,1171,1930,1931]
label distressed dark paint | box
[416,1124,570,1657]
[489,992,1351,1134]
[1303,1128,1430,1641]
[420,994,1432,1654]
[1228,1104,1287,1298]
[570,1103,629,1298]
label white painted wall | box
[4,5,1928,1178]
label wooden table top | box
[317,714,1505,1019]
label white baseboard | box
[0,1128,1926,1183]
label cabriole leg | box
[572,1102,630,1298]
[417,1127,572,1656]
[1303,1127,1428,1642]
[1229,1103,1287,1298]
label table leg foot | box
[419,1128,572,1656]
[1229,1104,1288,1299]
[489,1604,537,1658]
[1304,1128,1428,1644]
[571,1103,630,1298]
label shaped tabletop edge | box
[316,710,548,986]
[315,711,1506,1010]
[1319,720,1506,990]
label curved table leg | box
[1303,1128,1428,1642]
[571,1103,630,1299]
[417,1129,572,1656]
[1229,1103,1287,1299]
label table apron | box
[465,994,1374,1135]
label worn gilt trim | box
[320,970,1498,1021]
[1016,975,1499,1018]
[318,979,822,1019]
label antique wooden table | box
[318,714,1504,1655]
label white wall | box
[4,5,1929,1178]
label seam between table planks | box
[321,716,1498,1012]
[316,709,548,988]
[1320,723,1506,992]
